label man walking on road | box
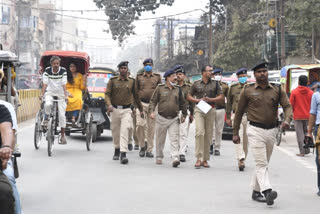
[174,65,194,162]
[149,69,187,167]
[210,68,228,156]
[226,68,249,171]
[187,65,223,169]
[232,61,293,206]
[290,75,313,156]
[135,58,162,158]
[105,61,144,164]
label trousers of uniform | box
[0,171,15,214]
[155,115,180,161]
[194,107,215,161]
[179,111,190,155]
[232,114,248,161]
[248,124,276,192]
[111,108,133,153]
[212,108,225,150]
[136,102,155,152]
[294,120,309,154]
[44,92,66,128]
[128,109,139,146]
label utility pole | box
[280,0,286,67]
[208,0,213,65]
[312,26,315,63]
[167,19,171,59]
[185,25,188,55]
[170,18,174,58]
[16,0,21,57]
[156,23,161,62]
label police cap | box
[164,69,175,78]
[251,61,268,72]
[236,68,247,75]
[213,68,223,74]
[173,65,184,74]
[143,58,153,65]
[118,61,129,68]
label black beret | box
[164,69,175,78]
[236,68,247,75]
[143,58,153,65]
[213,68,223,74]
[251,61,268,72]
[173,65,184,74]
[117,61,129,68]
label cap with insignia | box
[173,65,184,74]
[117,61,129,68]
[164,69,175,78]
[251,61,268,72]
[236,68,247,75]
[213,68,223,74]
[143,58,153,65]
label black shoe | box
[139,147,146,157]
[210,145,213,155]
[113,148,120,160]
[172,160,180,168]
[134,145,139,150]
[128,144,133,151]
[263,189,278,206]
[120,152,128,164]
[214,150,220,156]
[179,155,186,162]
[145,141,148,150]
[252,191,267,203]
[146,152,154,158]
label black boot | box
[113,148,120,160]
[139,147,146,157]
[128,144,133,151]
[179,155,186,162]
[252,190,266,203]
[262,189,278,206]
[120,152,128,164]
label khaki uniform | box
[149,84,187,161]
[212,81,229,151]
[189,79,222,161]
[226,82,248,160]
[233,82,292,192]
[105,76,142,153]
[179,82,194,155]
[135,72,162,152]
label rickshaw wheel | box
[86,116,93,151]
[92,123,97,142]
[47,118,54,156]
[34,111,42,149]
[65,129,71,136]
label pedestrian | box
[149,69,187,167]
[135,58,162,158]
[307,90,320,196]
[174,65,194,162]
[232,61,293,206]
[105,61,144,164]
[289,75,313,156]
[226,68,249,171]
[187,65,223,169]
[210,68,229,156]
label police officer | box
[232,61,293,206]
[135,58,162,158]
[105,61,144,164]
[226,68,249,171]
[210,68,229,156]
[174,65,194,162]
[187,65,223,169]
[149,69,188,167]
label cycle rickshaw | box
[34,51,93,156]
[87,67,115,141]
[0,50,21,178]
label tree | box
[93,0,175,43]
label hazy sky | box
[63,0,209,49]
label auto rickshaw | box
[87,67,115,141]
[34,51,93,154]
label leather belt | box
[216,107,225,110]
[141,99,149,104]
[249,121,276,129]
[112,104,131,109]
[159,113,177,119]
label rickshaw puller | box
[105,61,144,164]
[40,56,68,144]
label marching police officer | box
[135,58,162,158]
[226,68,249,171]
[210,68,229,156]
[105,61,144,164]
[174,65,194,162]
[149,69,188,167]
[232,61,293,206]
[187,65,223,169]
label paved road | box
[16,119,320,214]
